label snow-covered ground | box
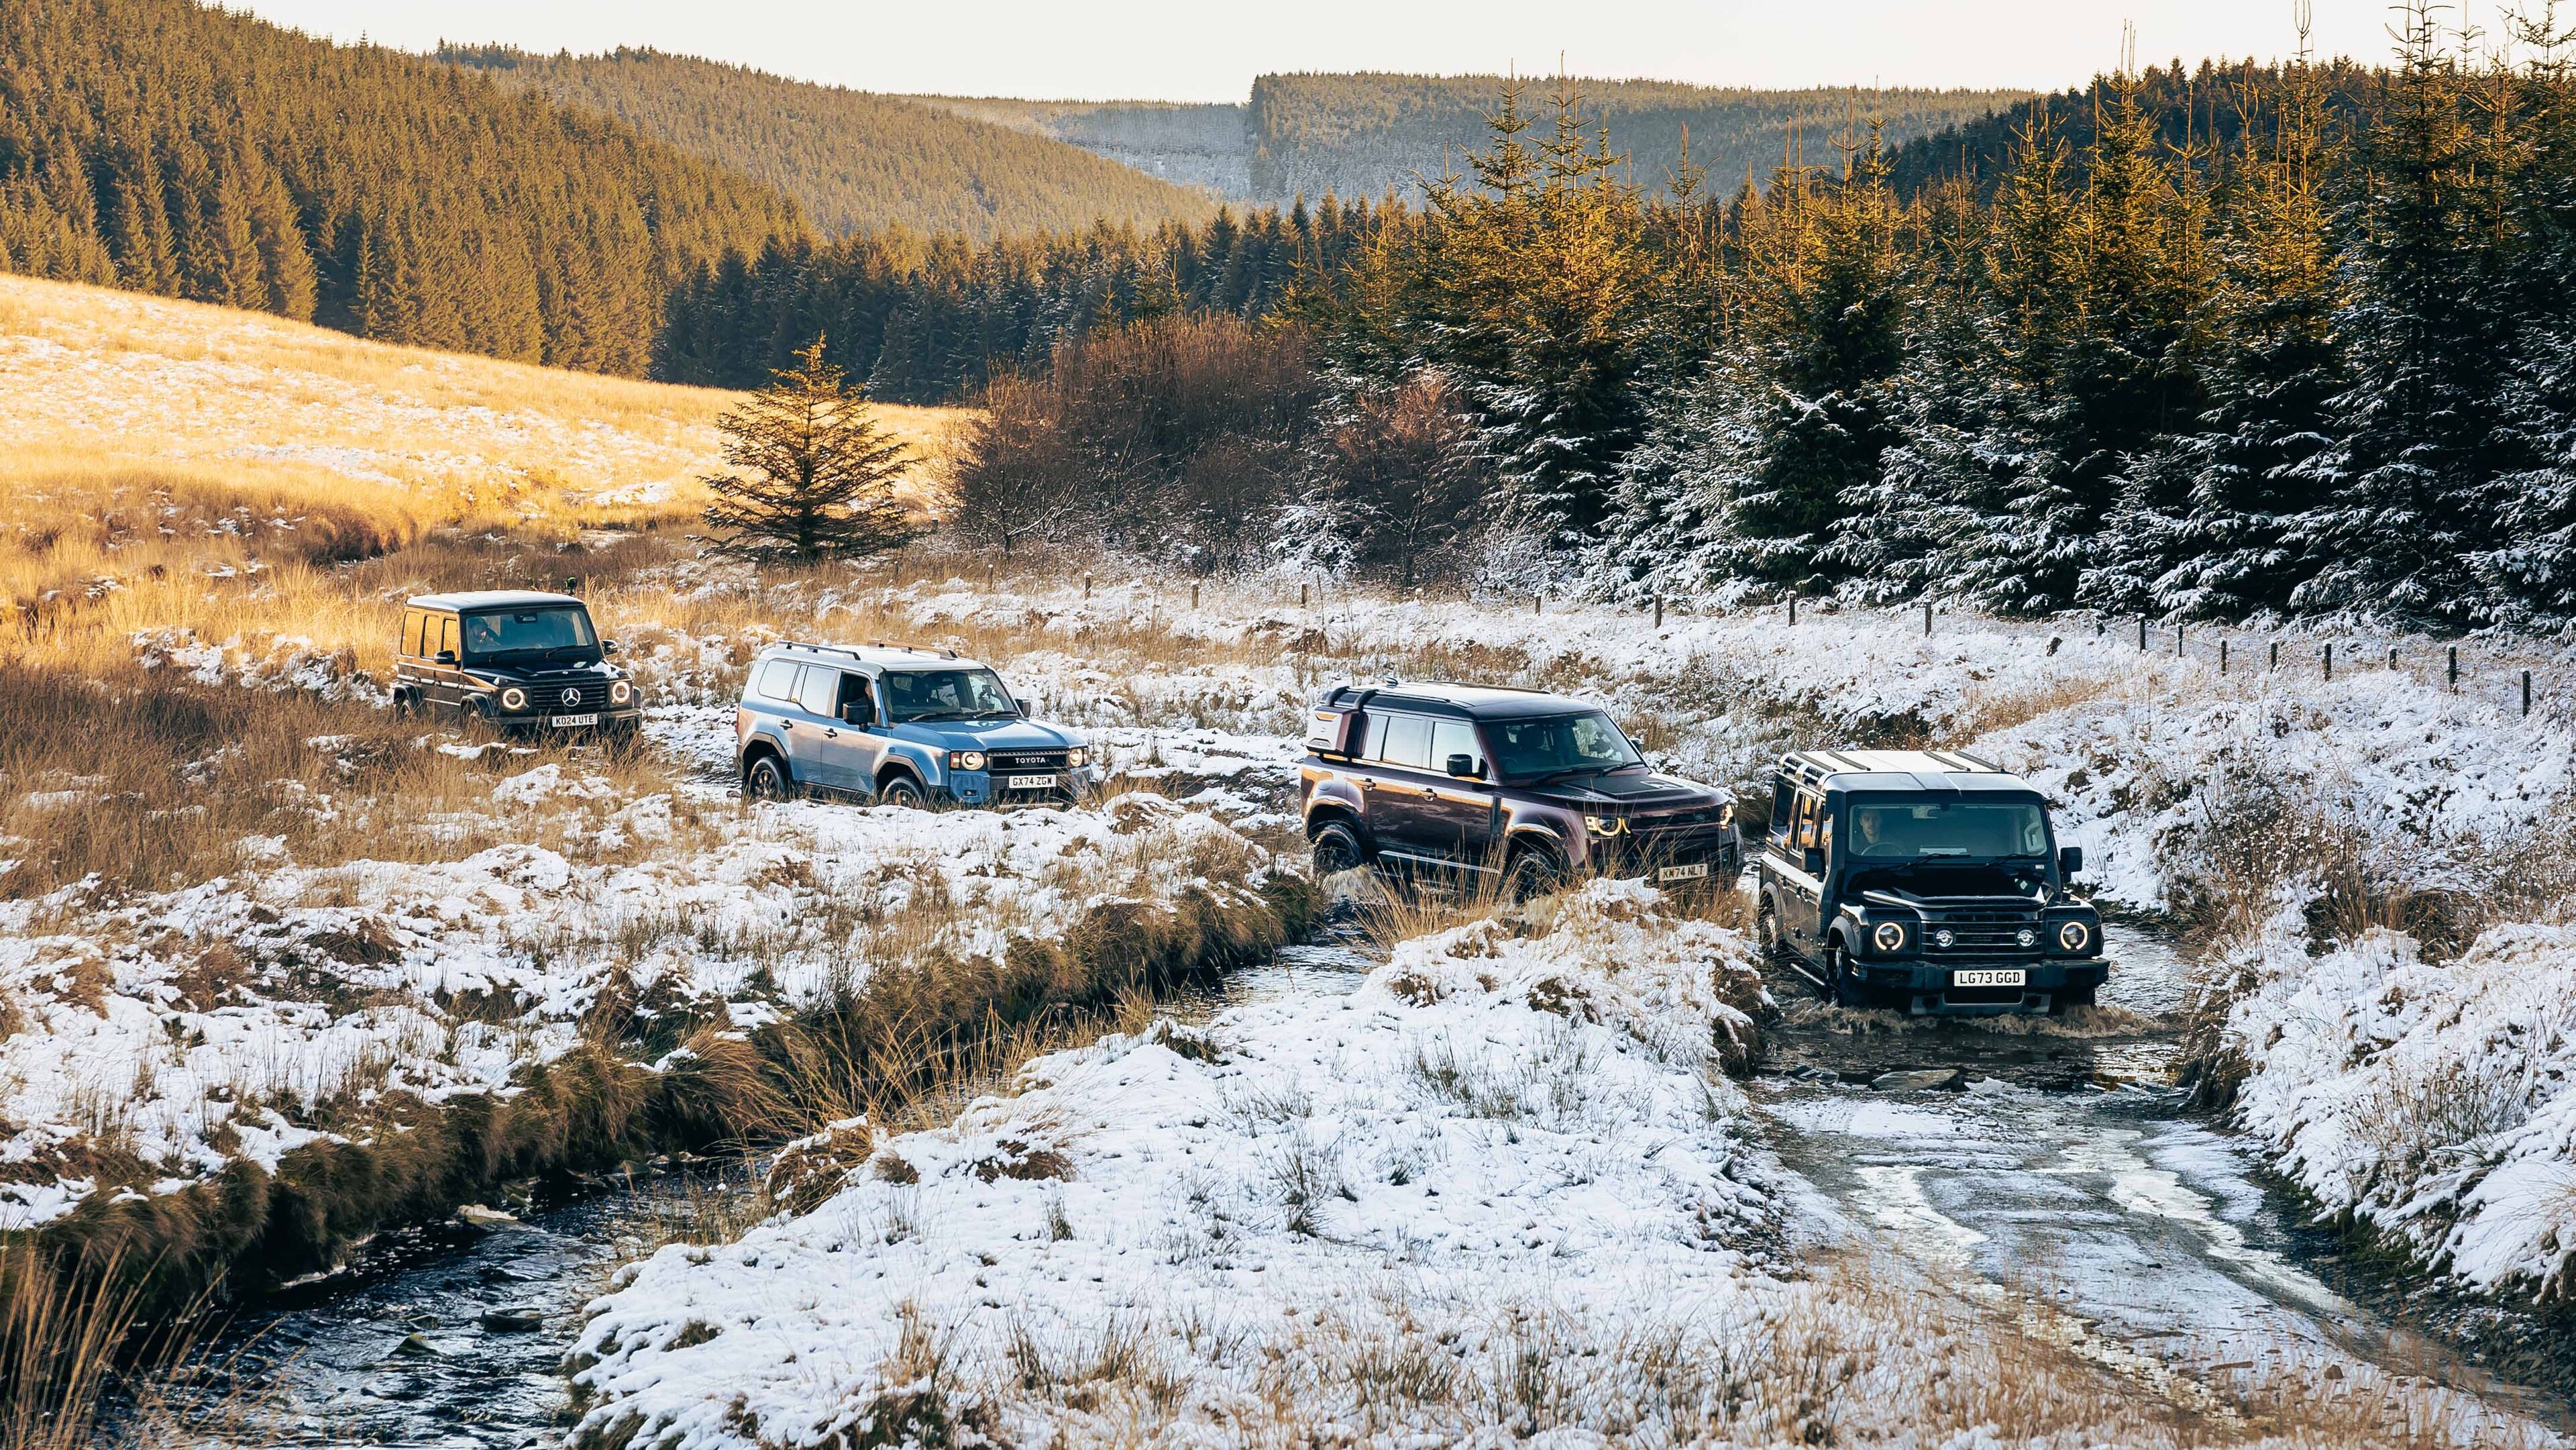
[566,882,1788,1447]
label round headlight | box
[2058,920,2092,951]
[1933,928,1956,949]
[1583,815,1627,837]
[2016,927,2037,947]
[498,687,528,712]
[951,750,987,772]
[610,680,632,705]
[1871,921,1906,953]
[1065,747,1089,768]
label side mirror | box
[602,639,619,656]
[1802,846,1825,876]
[1014,696,1034,718]
[841,701,874,728]
[1627,735,1646,752]
[2058,845,2084,878]
[434,650,458,665]
[1444,753,1483,780]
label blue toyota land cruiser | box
[732,641,1099,807]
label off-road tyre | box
[2049,982,2099,1015]
[1503,847,1569,904]
[391,688,421,721]
[1824,943,1866,1008]
[1311,820,1366,876]
[744,754,797,802]
[877,773,930,810]
[1756,898,1788,966]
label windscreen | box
[1485,712,1641,780]
[883,668,1016,723]
[1845,798,2049,860]
[461,607,596,660]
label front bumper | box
[943,764,1102,807]
[492,705,643,734]
[1852,956,2108,1015]
[1582,826,1741,884]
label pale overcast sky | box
[228,1,2490,103]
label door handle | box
[781,720,795,729]
[824,727,839,738]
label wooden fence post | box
[1923,601,1933,636]
[2524,669,2534,716]
[2323,642,2332,681]
[2269,640,2279,671]
[2138,617,2148,651]
[1084,572,1093,601]
[1191,582,1200,611]
[1653,596,1663,629]
[2448,645,2459,692]
[2219,640,2229,674]
[1788,597,1797,626]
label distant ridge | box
[913,76,2035,205]
[443,47,1224,242]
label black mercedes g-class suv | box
[1753,749,2104,1015]
[390,590,641,741]
[1300,682,1741,898]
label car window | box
[883,668,1016,723]
[1792,793,1821,849]
[462,607,596,660]
[1430,720,1483,775]
[401,611,424,658]
[796,666,844,717]
[755,660,800,703]
[1485,711,1642,779]
[1361,713,1389,760]
[1769,778,1794,843]
[1847,798,2051,859]
[838,672,873,717]
[1379,715,1434,770]
[437,615,459,660]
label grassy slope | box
[443,48,1222,241]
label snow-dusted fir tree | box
[1715,123,1908,594]
[2112,42,2348,621]
[2476,7,2576,625]
[2289,2,2520,626]
[702,335,918,564]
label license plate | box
[1005,774,1056,790]
[1656,863,1711,883]
[549,713,599,727]
[1952,969,2026,987]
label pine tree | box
[702,335,920,564]
[2289,1,2519,625]
[2133,44,2349,619]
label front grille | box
[515,682,598,713]
[988,749,1069,772]
[1922,910,2041,951]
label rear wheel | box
[1311,820,1366,876]
[1756,898,1788,966]
[744,754,796,802]
[877,774,930,810]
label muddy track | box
[1749,929,2576,1436]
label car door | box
[1368,713,1456,867]
[427,613,465,717]
[786,665,874,792]
[1779,790,1829,957]
[1417,718,1499,870]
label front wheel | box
[744,755,797,802]
[1824,944,1865,1008]
[1311,820,1366,876]
[1503,848,1568,904]
[877,774,930,810]
[2051,982,2099,1014]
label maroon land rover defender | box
[1299,682,1741,900]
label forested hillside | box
[655,198,1378,400]
[0,0,804,375]
[1246,73,2029,202]
[902,97,1252,199]
[445,48,1222,242]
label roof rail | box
[778,639,866,661]
[872,639,960,660]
